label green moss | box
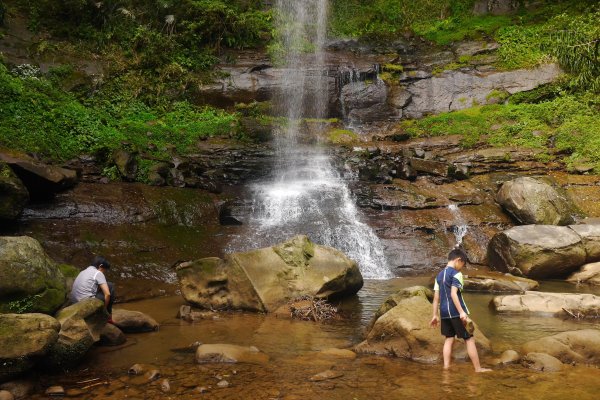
[57,264,79,279]
[328,129,359,144]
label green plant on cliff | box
[400,94,600,171]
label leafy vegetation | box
[0,63,240,162]
[400,93,600,171]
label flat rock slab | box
[112,309,159,333]
[522,329,600,365]
[491,291,600,317]
[463,271,538,292]
[196,344,269,364]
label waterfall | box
[229,0,392,279]
[448,204,468,246]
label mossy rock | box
[0,236,67,315]
[328,129,358,145]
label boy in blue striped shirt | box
[430,248,490,372]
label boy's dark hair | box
[92,255,111,269]
[448,248,468,263]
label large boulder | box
[176,236,363,312]
[463,271,539,293]
[569,224,600,262]
[354,286,491,363]
[195,344,269,364]
[522,329,600,365]
[0,313,60,382]
[0,236,67,314]
[487,225,586,278]
[42,298,107,369]
[567,262,600,285]
[0,150,77,200]
[491,291,600,317]
[112,309,159,333]
[0,163,29,220]
[341,81,393,123]
[496,177,576,225]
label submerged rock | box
[496,177,576,225]
[354,286,490,363]
[42,298,106,369]
[0,163,29,220]
[0,236,67,314]
[490,291,600,317]
[176,235,363,312]
[112,309,159,333]
[0,313,60,383]
[522,353,563,372]
[522,329,600,366]
[487,225,586,278]
[195,344,269,364]
[99,324,126,346]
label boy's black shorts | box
[441,317,472,340]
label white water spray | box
[448,204,468,246]
[230,0,392,279]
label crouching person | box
[70,255,115,323]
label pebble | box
[217,380,230,388]
[0,390,14,400]
[309,370,344,382]
[160,379,170,393]
[145,369,161,382]
[128,364,145,375]
[196,386,209,394]
[45,386,65,396]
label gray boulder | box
[112,309,159,333]
[0,236,67,314]
[0,163,29,220]
[567,262,600,285]
[487,225,586,278]
[522,329,600,365]
[0,313,60,382]
[42,298,106,369]
[491,291,600,317]
[177,235,363,312]
[354,286,491,363]
[569,224,600,262]
[496,177,576,225]
[341,81,393,123]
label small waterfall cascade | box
[229,0,392,279]
[448,204,468,246]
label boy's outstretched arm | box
[430,290,440,327]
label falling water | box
[448,204,468,246]
[229,0,392,279]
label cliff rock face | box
[176,235,363,312]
